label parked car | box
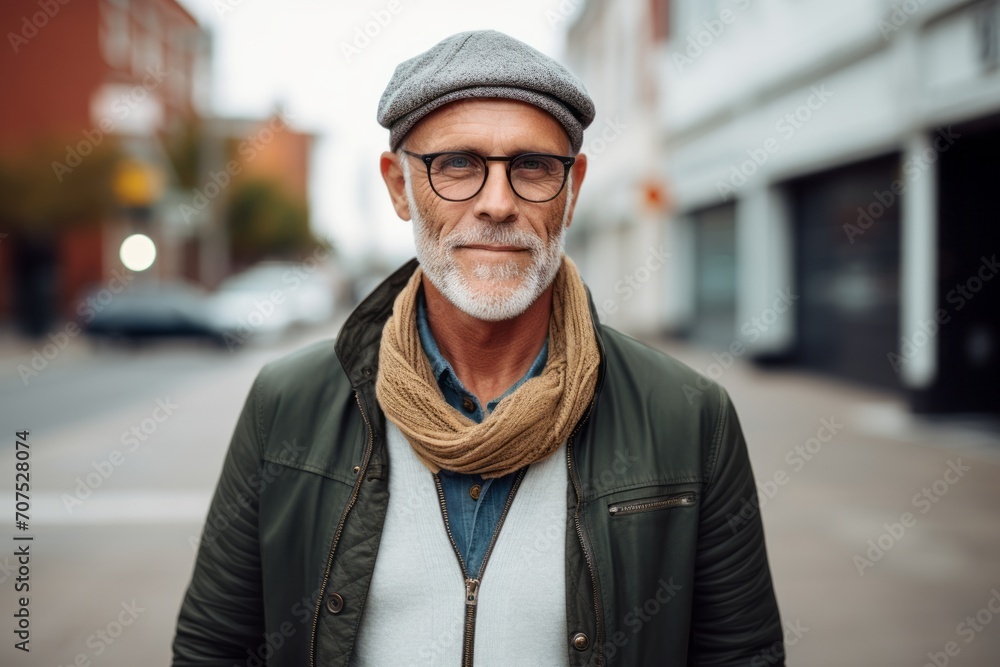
[208,262,336,344]
[81,280,226,347]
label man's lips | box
[457,244,528,252]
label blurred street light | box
[120,233,156,272]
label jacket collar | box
[335,258,419,388]
[334,257,607,397]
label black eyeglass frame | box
[401,150,576,203]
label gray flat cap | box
[378,30,595,153]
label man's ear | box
[380,151,411,221]
[564,152,587,228]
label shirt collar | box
[415,285,548,402]
[416,286,455,381]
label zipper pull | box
[465,579,480,607]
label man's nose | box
[472,162,519,223]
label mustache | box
[442,225,546,253]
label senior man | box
[172,30,784,666]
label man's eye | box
[440,155,475,170]
[513,156,557,175]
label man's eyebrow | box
[435,144,488,154]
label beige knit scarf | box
[374,255,600,479]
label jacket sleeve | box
[172,368,268,665]
[688,385,785,666]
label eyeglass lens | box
[428,152,567,202]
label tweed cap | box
[377,30,595,153]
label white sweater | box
[350,421,569,667]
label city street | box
[0,326,998,666]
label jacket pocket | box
[607,491,696,517]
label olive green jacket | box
[172,259,784,666]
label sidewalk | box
[644,335,1000,666]
[0,322,98,379]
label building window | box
[99,0,130,69]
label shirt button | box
[469,484,481,501]
[461,396,475,413]
[572,632,589,651]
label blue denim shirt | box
[416,287,548,577]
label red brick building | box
[0,0,209,333]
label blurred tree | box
[225,179,327,266]
[0,136,121,231]
[161,118,203,190]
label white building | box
[567,0,1000,413]
[564,0,674,336]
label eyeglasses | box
[402,150,576,203]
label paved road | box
[0,334,267,434]
[0,328,997,665]
[0,326,341,666]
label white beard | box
[403,163,573,322]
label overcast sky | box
[176,0,579,265]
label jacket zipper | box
[433,468,527,667]
[309,390,375,667]
[566,395,604,666]
[608,492,696,516]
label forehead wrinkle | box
[406,100,570,156]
